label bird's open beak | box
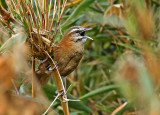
[85,28,92,31]
[84,36,93,40]
[84,28,93,40]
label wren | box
[36,26,93,85]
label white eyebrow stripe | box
[69,28,80,33]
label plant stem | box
[44,51,70,115]
[32,56,36,98]
[53,70,70,115]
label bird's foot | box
[56,90,80,102]
[48,61,58,71]
[55,88,80,102]
[38,58,48,70]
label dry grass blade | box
[27,1,37,28]
[21,1,42,50]
[45,0,48,30]
[50,0,67,46]
[41,0,45,28]
[0,4,22,26]
[20,1,33,31]
[34,0,41,23]
[111,102,127,115]
[64,0,82,7]
[48,0,53,29]
[49,0,57,34]
[11,0,16,11]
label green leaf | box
[96,104,113,113]
[68,94,92,113]
[116,42,140,53]
[79,85,119,100]
[1,0,8,9]
[42,85,57,100]
[43,85,92,113]
[11,10,22,21]
[62,0,96,27]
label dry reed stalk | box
[53,70,70,115]
[32,55,36,98]
[44,51,69,115]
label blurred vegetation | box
[0,0,160,115]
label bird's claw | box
[55,84,80,103]
[48,61,58,71]
[48,66,56,71]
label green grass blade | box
[62,0,96,27]
[79,85,119,100]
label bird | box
[36,26,93,85]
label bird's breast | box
[53,43,84,76]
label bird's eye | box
[80,31,85,36]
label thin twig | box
[11,79,20,96]
[43,92,63,115]
[111,102,128,115]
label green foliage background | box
[0,0,160,115]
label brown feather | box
[35,26,91,85]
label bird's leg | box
[38,58,48,70]
[55,84,80,103]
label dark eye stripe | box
[75,30,80,33]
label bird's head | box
[64,26,93,43]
